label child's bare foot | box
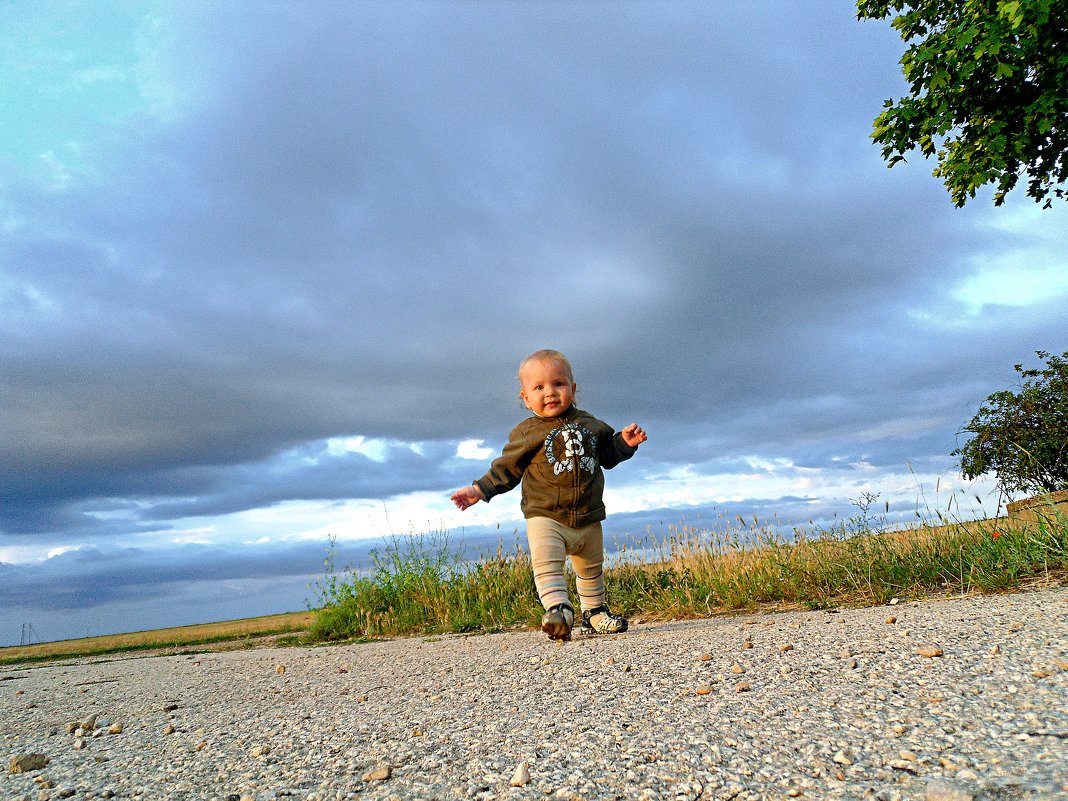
[541,603,574,640]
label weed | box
[307,499,1067,643]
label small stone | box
[889,597,900,605]
[899,750,917,761]
[1033,668,1055,678]
[780,644,794,653]
[163,724,176,735]
[848,658,859,669]
[73,739,87,751]
[890,759,920,774]
[275,665,286,674]
[838,647,854,658]
[731,664,745,674]
[741,641,753,650]
[735,681,751,693]
[833,749,853,765]
[162,704,179,713]
[362,765,392,781]
[9,754,49,774]
[990,644,1001,655]
[926,777,974,801]
[250,745,270,757]
[698,653,712,661]
[885,616,897,624]
[79,714,99,731]
[107,723,123,735]
[918,644,944,658]
[510,762,531,787]
[605,656,616,665]
[695,685,712,695]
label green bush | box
[953,351,1068,496]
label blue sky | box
[3,1,1066,646]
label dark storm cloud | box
[2,0,1066,553]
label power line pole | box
[20,623,39,646]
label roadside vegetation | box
[6,497,1064,663]
[307,493,1067,642]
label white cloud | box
[456,439,494,460]
[325,436,390,462]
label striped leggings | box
[525,517,605,612]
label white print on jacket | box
[544,424,598,476]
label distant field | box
[0,610,315,665]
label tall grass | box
[309,502,1068,642]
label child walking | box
[450,349,648,640]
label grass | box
[6,495,1065,663]
[308,496,1068,642]
[0,611,315,666]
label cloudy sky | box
[3,1,1066,646]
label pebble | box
[1,587,1065,801]
[926,777,974,801]
[510,761,531,786]
[8,754,48,774]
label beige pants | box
[525,517,606,612]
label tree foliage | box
[953,351,1068,497]
[857,0,1068,207]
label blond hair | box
[518,349,574,382]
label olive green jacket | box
[474,406,637,528]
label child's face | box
[519,358,576,418]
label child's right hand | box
[450,485,484,511]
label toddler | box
[451,349,647,640]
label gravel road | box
[3,586,1066,801]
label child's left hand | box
[621,423,648,448]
